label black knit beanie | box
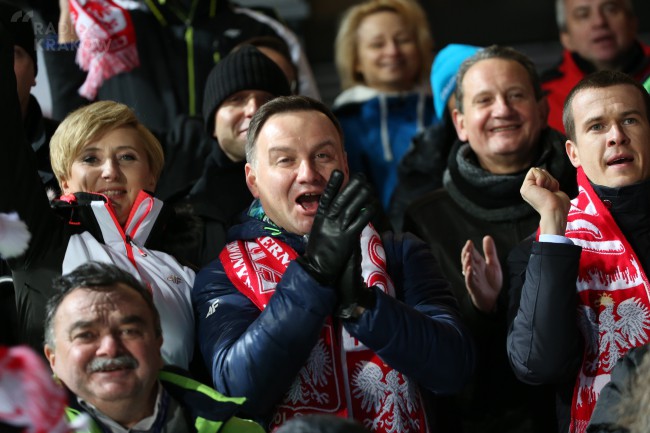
[0,1,37,75]
[203,45,291,134]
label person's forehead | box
[358,9,406,32]
[571,84,646,119]
[56,284,150,323]
[565,0,625,12]
[82,126,145,151]
[463,58,532,92]
[219,89,273,107]
[256,111,342,153]
[264,110,338,134]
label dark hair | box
[455,45,543,113]
[563,70,650,142]
[245,95,344,166]
[44,262,162,347]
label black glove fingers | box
[338,183,371,225]
[329,172,372,219]
[326,173,363,218]
[345,198,379,235]
[318,170,344,216]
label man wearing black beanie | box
[162,45,291,270]
[202,44,292,163]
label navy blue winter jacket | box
[192,212,475,423]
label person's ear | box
[566,139,581,168]
[538,96,549,123]
[44,344,56,370]
[155,334,164,370]
[245,163,260,198]
[146,173,157,192]
[452,108,469,142]
[559,31,574,52]
[60,177,71,195]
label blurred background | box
[31,0,650,110]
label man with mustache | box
[508,71,650,433]
[542,0,650,134]
[43,261,263,433]
[192,95,474,431]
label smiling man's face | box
[214,90,275,162]
[559,0,637,71]
[566,84,650,188]
[452,58,548,174]
[245,110,349,235]
[44,284,163,410]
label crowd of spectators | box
[2,0,650,432]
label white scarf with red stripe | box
[565,167,650,433]
[220,224,428,433]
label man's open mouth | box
[607,156,634,166]
[593,34,615,44]
[296,193,321,211]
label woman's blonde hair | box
[50,101,165,190]
[334,0,433,90]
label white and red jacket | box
[59,191,196,368]
[0,45,194,368]
[1,41,194,367]
[9,190,195,368]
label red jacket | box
[542,42,650,134]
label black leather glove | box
[297,170,378,286]
[337,241,376,320]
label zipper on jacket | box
[144,0,199,115]
[184,0,200,116]
[185,26,196,115]
[126,235,148,257]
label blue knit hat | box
[431,44,481,121]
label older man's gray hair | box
[554,0,634,32]
[454,45,544,114]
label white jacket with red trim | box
[60,192,196,368]
[0,35,194,367]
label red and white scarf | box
[220,225,428,433]
[69,0,139,99]
[565,167,650,433]
[0,346,71,433]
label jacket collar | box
[227,199,307,254]
[570,40,650,76]
[53,190,164,247]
